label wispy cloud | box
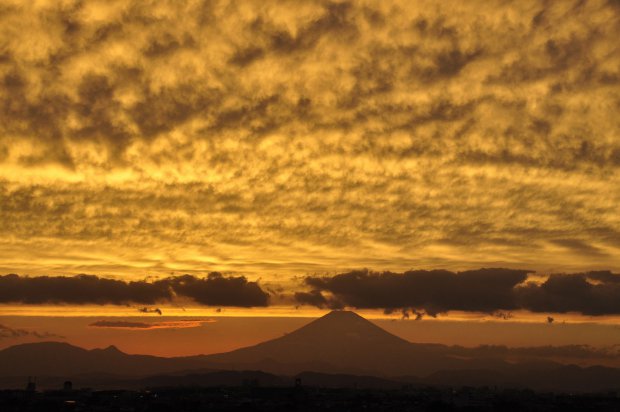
[138,307,163,315]
[0,324,63,339]
[89,319,215,330]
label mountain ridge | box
[1,311,620,392]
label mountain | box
[200,310,504,376]
[0,311,547,379]
[2,311,620,392]
[0,341,210,378]
[422,364,620,393]
[137,370,287,389]
[295,371,404,389]
[0,311,492,380]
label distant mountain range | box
[200,310,515,376]
[1,311,619,392]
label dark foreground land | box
[2,386,620,412]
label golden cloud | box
[0,0,618,279]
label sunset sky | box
[1,0,620,355]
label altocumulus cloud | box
[0,0,619,278]
[0,273,269,307]
[297,269,620,316]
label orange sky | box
[3,313,620,360]
[1,0,620,352]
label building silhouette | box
[25,377,36,393]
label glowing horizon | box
[1,0,619,355]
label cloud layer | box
[0,0,618,278]
[0,273,269,307]
[298,269,620,316]
[0,324,63,339]
[89,319,214,330]
[4,268,620,316]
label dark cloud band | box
[297,269,620,316]
[0,273,269,307]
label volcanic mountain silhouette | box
[201,310,477,375]
[0,311,474,378]
[3,311,620,392]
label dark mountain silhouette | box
[137,370,287,389]
[0,341,211,378]
[200,310,507,376]
[2,311,620,392]
[295,371,404,389]
[421,363,620,393]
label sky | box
[0,0,619,354]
